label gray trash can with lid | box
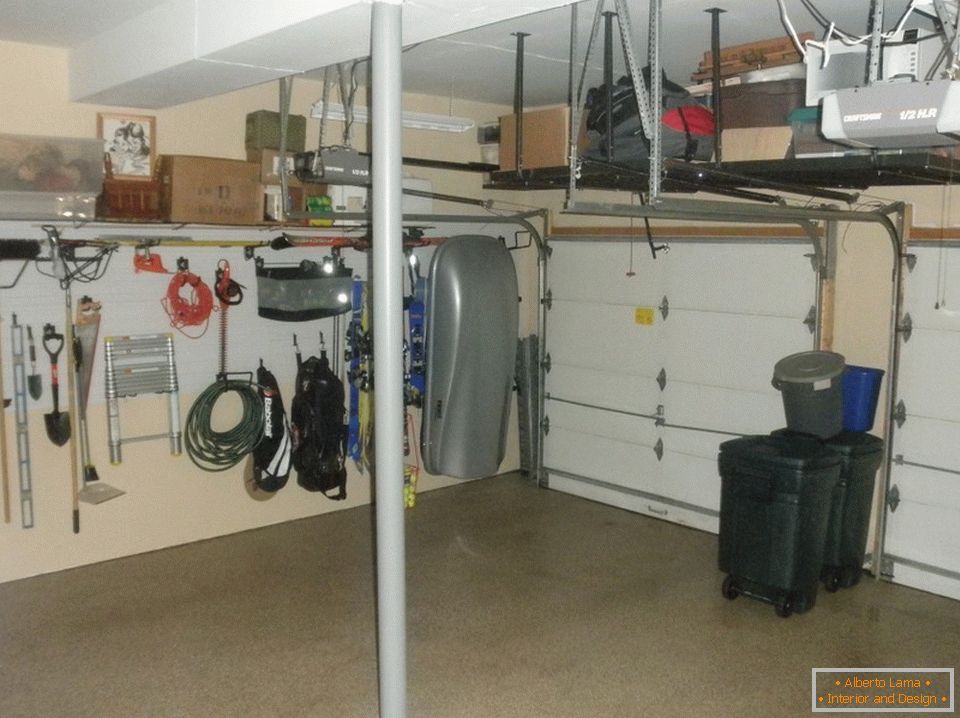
[772,351,845,438]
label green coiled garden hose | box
[185,379,264,471]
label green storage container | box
[820,432,884,591]
[718,434,840,617]
[245,110,307,153]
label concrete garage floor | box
[1,473,958,717]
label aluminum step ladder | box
[104,333,181,464]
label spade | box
[26,325,41,400]
[42,324,70,446]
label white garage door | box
[883,244,960,601]
[543,238,817,533]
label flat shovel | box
[26,325,41,400]
[42,324,70,446]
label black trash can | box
[718,434,841,617]
[820,432,884,591]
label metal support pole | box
[567,2,578,199]
[371,3,406,717]
[647,0,663,202]
[705,8,726,164]
[602,11,616,161]
[513,32,530,176]
[866,0,885,84]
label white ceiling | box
[0,0,934,107]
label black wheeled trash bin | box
[718,434,841,617]
[820,432,884,592]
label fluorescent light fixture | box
[311,100,475,133]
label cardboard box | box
[245,110,307,153]
[499,106,570,171]
[720,79,806,129]
[246,148,303,186]
[158,155,261,225]
[721,127,793,161]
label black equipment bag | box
[253,362,292,492]
[582,67,715,163]
[290,351,348,499]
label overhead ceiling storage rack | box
[485,0,960,198]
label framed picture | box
[97,113,156,180]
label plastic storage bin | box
[772,351,845,438]
[820,432,884,590]
[718,434,841,617]
[842,365,884,432]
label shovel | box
[42,324,70,446]
[26,325,41,400]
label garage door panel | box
[549,241,665,305]
[546,400,659,447]
[901,248,960,331]
[545,473,719,533]
[662,311,810,392]
[544,427,662,489]
[664,243,813,315]
[897,329,960,422]
[547,301,664,375]
[660,450,723,512]
[546,365,661,415]
[889,464,960,512]
[891,415,960,469]
[661,427,725,463]
[664,382,784,436]
[884,500,960,574]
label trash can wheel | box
[721,575,739,600]
[775,593,795,618]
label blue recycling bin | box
[842,365,884,432]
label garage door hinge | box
[656,368,667,391]
[886,484,901,513]
[903,253,917,272]
[542,416,550,435]
[659,296,669,320]
[803,305,817,334]
[655,404,665,426]
[541,353,552,373]
[892,400,907,428]
[654,437,664,461]
[897,313,912,342]
[542,289,553,310]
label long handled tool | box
[11,315,34,528]
[0,316,10,524]
[71,297,123,506]
[42,325,70,446]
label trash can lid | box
[773,351,846,384]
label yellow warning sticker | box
[634,307,655,325]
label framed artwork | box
[97,113,156,180]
